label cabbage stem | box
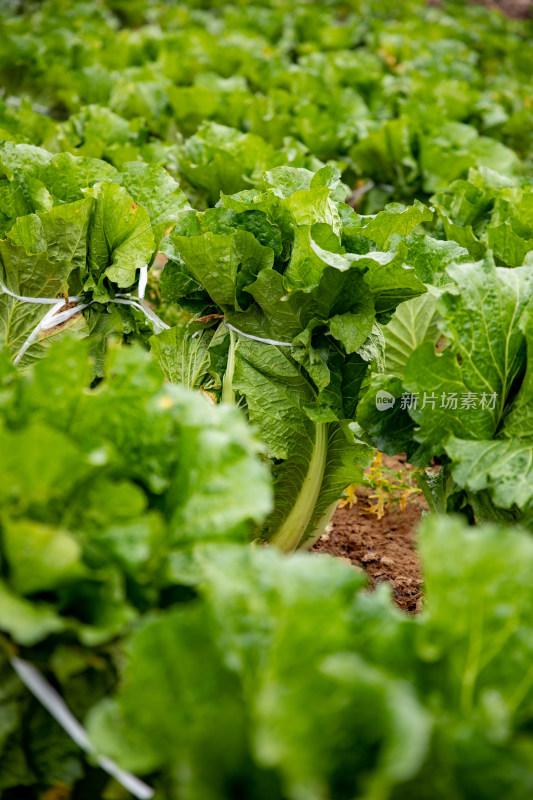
[272,422,328,553]
[221,326,236,404]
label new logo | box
[375,390,395,411]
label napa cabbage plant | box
[0,142,190,369]
[152,165,457,551]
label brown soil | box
[429,0,531,16]
[475,0,531,16]
[312,455,426,613]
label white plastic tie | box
[225,323,292,347]
[14,300,67,365]
[0,266,170,365]
[137,265,148,300]
[113,297,169,335]
[10,656,154,799]
[0,280,83,305]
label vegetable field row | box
[1,1,533,798]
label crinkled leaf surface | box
[404,261,533,453]
[85,181,155,289]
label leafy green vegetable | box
[80,514,533,800]
[0,337,271,647]
[0,334,272,796]
[3,1,533,797]
[1,0,532,212]
[154,166,439,550]
[0,143,190,367]
[432,167,533,267]
[358,256,533,525]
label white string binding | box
[0,266,170,365]
[224,323,292,347]
[10,656,154,799]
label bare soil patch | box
[429,0,531,17]
[477,0,531,16]
[312,455,426,613]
